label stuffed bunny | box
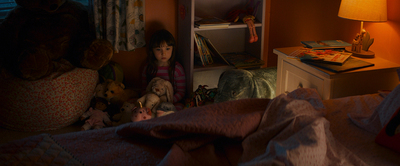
[146,77,174,103]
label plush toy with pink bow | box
[131,102,152,122]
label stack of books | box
[291,40,374,72]
[194,17,230,29]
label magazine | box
[290,48,351,65]
[301,40,352,49]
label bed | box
[1,85,400,165]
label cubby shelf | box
[178,0,266,93]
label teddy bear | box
[136,93,161,118]
[80,97,112,130]
[112,101,136,126]
[146,77,174,103]
[104,79,139,107]
[0,0,114,80]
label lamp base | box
[345,47,375,58]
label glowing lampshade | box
[338,0,387,58]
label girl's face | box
[153,42,173,67]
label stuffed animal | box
[214,67,277,103]
[131,105,152,122]
[185,85,218,108]
[136,93,161,118]
[156,102,177,117]
[112,101,136,126]
[0,0,114,80]
[104,79,139,107]
[80,97,112,130]
[146,77,174,103]
[94,81,108,99]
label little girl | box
[141,29,186,110]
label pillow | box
[0,64,98,132]
[348,84,400,134]
[375,107,400,153]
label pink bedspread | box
[1,88,391,165]
[114,88,366,166]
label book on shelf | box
[194,42,205,66]
[292,48,351,65]
[202,36,230,65]
[221,52,265,69]
[301,40,352,49]
[302,56,374,73]
[194,33,214,66]
[195,17,230,29]
[195,24,230,29]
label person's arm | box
[173,63,186,103]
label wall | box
[265,0,400,67]
[111,0,177,89]
[117,0,400,88]
[364,0,400,64]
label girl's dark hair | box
[146,29,176,87]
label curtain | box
[92,0,145,52]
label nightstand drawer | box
[282,61,324,96]
[275,47,400,100]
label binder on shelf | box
[194,33,213,66]
[193,40,205,66]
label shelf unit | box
[178,0,266,93]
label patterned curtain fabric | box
[92,0,145,52]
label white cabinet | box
[274,47,400,100]
[177,0,266,92]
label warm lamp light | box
[338,0,387,58]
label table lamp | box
[338,0,387,58]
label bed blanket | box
[0,134,83,165]
[115,88,366,166]
[0,88,369,165]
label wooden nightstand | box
[273,46,400,100]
